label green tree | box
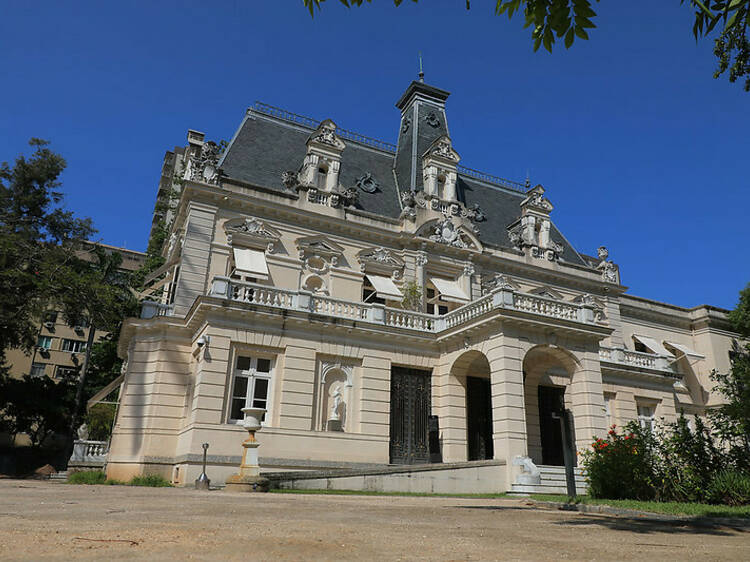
[0,140,136,458]
[709,283,750,469]
[303,1,750,91]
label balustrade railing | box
[442,293,493,329]
[140,301,173,319]
[512,293,580,322]
[385,308,435,331]
[311,295,369,320]
[599,346,673,372]
[206,277,605,336]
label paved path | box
[0,480,748,560]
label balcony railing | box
[140,301,174,319]
[599,346,675,373]
[206,277,600,335]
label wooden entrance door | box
[389,367,431,464]
[466,376,494,461]
[538,385,565,466]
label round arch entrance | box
[451,351,493,461]
[522,345,579,466]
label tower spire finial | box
[418,52,424,82]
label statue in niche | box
[329,386,343,421]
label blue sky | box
[1,1,748,310]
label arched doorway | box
[522,345,579,466]
[451,351,493,461]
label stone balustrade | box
[599,346,674,373]
[206,277,602,336]
[69,440,109,465]
[139,301,174,319]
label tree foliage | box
[303,0,750,91]
[0,140,136,453]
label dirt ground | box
[0,480,748,561]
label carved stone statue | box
[77,423,89,441]
[329,387,342,421]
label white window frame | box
[37,336,52,350]
[228,354,275,426]
[61,339,86,353]
[603,393,615,427]
[637,404,656,431]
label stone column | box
[568,346,607,452]
[485,332,527,490]
[443,171,457,202]
[325,160,340,191]
[423,166,438,197]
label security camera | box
[196,335,210,348]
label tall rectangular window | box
[30,363,46,378]
[637,404,655,431]
[61,339,87,353]
[604,393,614,427]
[229,355,273,423]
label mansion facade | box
[107,79,737,490]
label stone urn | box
[224,407,270,493]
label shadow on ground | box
[453,505,747,537]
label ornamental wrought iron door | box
[389,367,431,465]
[538,385,565,466]
[466,376,494,461]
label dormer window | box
[317,162,329,189]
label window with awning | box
[632,335,671,357]
[429,277,469,304]
[364,274,403,301]
[664,341,705,359]
[233,248,269,279]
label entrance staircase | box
[508,457,587,495]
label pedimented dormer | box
[507,185,564,261]
[300,119,346,191]
[422,135,460,202]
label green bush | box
[582,424,657,500]
[129,474,172,487]
[68,470,107,485]
[582,416,727,503]
[707,470,750,506]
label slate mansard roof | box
[220,91,587,267]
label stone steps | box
[509,464,587,496]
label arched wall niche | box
[317,361,355,432]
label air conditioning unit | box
[73,326,84,332]
[43,321,54,329]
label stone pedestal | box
[225,407,270,493]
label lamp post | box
[225,407,270,492]
[195,442,210,490]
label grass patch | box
[530,494,750,519]
[270,488,507,499]
[129,474,173,487]
[67,471,171,488]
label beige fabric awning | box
[233,248,269,279]
[365,274,403,301]
[665,341,705,359]
[430,277,469,304]
[632,334,671,357]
